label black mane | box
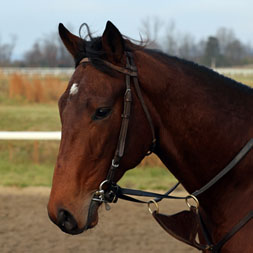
[145,49,250,90]
[78,25,251,94]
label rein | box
[79,53,253,252]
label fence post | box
[33,140,39,164]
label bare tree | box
[23,32,74,67]
[57,36,74,67]
[202,36,221,67]
[0,35,16,66]
[164,20,178,55]
[139,16,164,49]
[215,27,251,66]
[177,34,197,60]
[9,21,253,68]
[225,39,246,66]
[216,27,235,54]
[43,34,58,67]
[24,42,43,67]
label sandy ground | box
[0,187,197,253]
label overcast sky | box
[1,0,252,59]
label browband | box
[79,57,138,77]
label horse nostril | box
[57,209,78,233]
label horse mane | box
[78,24,252,96]
[145,49,251,92]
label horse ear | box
[58,23,84,61]
[102,21,124,63]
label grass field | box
[226,74,253,88]
[0,104,60,131]
[0,72,252,188]
[0,138,174,189]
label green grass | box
[119,166,176,190]
[0,162,176,189]
[0,161,54,187]
[0,140,175,188]
[0,104,60,131]
[226,74,253,88]
[0,141,59,187]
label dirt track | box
[0,187,197,253]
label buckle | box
[112,159,119,168]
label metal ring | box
[112,159,119,168]
[148,199,159,214]
[145,150,152,156]
[99,180,109,191]
[185,194,199,209]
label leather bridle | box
[80,51,156,200]
[102,51,156,184]
[79,52,253,252]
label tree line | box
[140,18,253,68]
[1,18,253,68]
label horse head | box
[47,21,156,234]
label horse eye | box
[93,108,112,120]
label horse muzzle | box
[48,194,101,235]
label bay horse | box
[47,21,253,252]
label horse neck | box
[137,51,253,197]
[136,50,253,247]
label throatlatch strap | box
[127,52,156,152]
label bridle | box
[79,51,253,252]
[80,51,156,201]
[100,51,156,184]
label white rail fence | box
[214,68,253,76]
[0,67,252,77]
[0,68,74,77]
[0,131,61,163]
[0,131,61,140]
